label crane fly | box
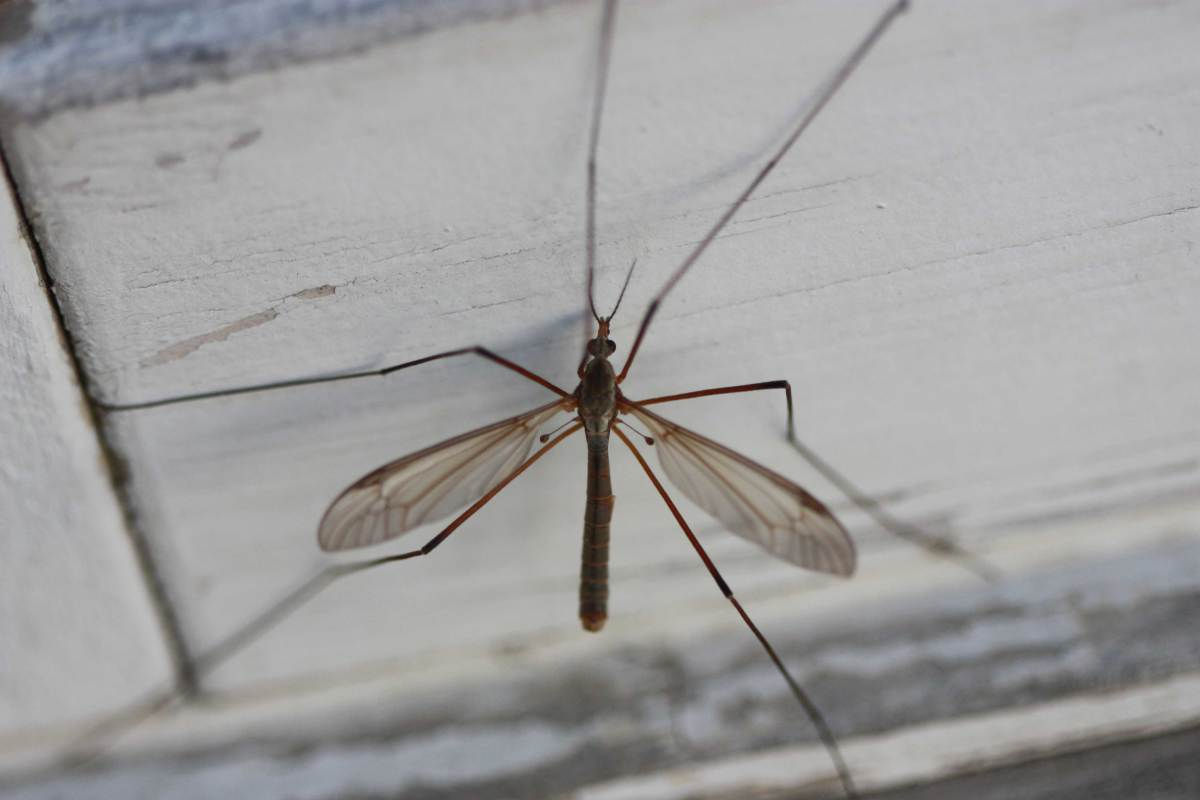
[89,1,996,797]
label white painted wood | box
[0,173,172,736]
[1,0,1199,795]
[3,497,1197,796]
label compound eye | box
[605,339,617,354]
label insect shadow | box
[71,2,999,798]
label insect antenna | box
[605,257,637,322]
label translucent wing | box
[625,404,856,576]
[319,399,569,551]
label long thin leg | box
[62,422,583,764]
[101,346,571,412]
[584,0,619,335]
[617,0,909,383]
[219,419,584,665]
[613,425,859,800]
[633,381,1001,581]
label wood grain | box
[0,161,172,740]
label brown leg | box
[612,425,859,800]
[633,381,1000,581]
[616,0,910,383]
[102,346,571,412]
[63,423,583,765]
[584,0,619,337]
[223,419,583,669]
[365,422,583,562]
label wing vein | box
[624,402,855,576]
[318,400,569,550]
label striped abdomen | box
[580,432,614,632]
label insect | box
[87,1,994,797]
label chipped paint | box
[140,283,337,367]
[291,284,335,301]
[141,309,279,368]
[228,129,262,151]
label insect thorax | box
[578,355,616,436]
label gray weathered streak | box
[864,727,1200,800]
[0,0,572,120]
[2,511,1198,798]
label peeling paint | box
[0,1,566,121]
[56,176,89,192]
[291,284,335,301]
[228,129,262,151]
[139,283,335,368]
[141,309,278,368]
